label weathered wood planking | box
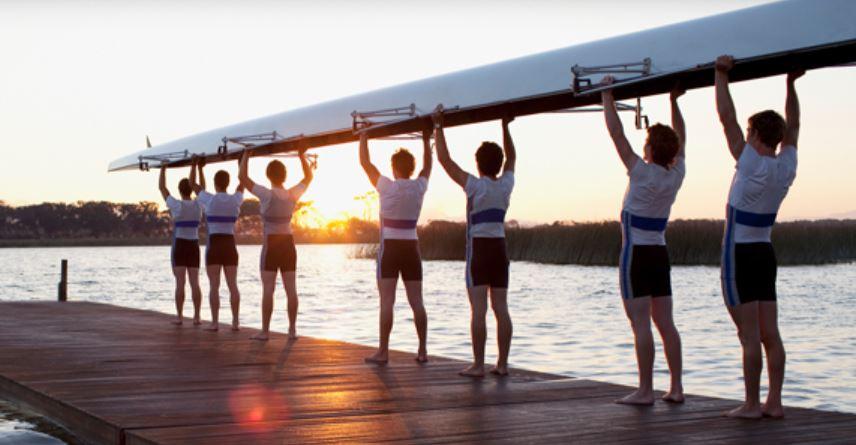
[0,302,853,444]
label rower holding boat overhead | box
[189,156,244,332]
[433,106,515,378]
[358,127,432,365]
[239,145,313,341]
[159,164,203,326]
[715,55,803,420]
[600,75,686,406]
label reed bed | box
[351,219,856,266]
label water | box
[0,400,78,445]
[1,244,855,423]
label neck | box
[752,142,776,156]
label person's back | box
[465,172,514,239]
[726,143,797,243]
[621,158,685,245]
[378,176,428,239]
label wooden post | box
[58,259,67,302]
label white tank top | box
[198,191,243,235]
[465,171,514,239]
[251,183,306,236]
[726,144,797,243]
[166,196,201,240]
[376,176,428,240]
[621,155,686,246]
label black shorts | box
[467,237,509,288]
[722,242,777,306]
[619,244,671,299]
[206,234,239,266]
[171,238,200,268]
[261,234,297,272]
[377,239,422,281]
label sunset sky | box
[1,0,854,224]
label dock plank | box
[0,301,853,444]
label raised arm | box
[298,145,314,188]
[782,70,805,148]
[670,86,686,158]
[418,127,433,179]
[234,156,244,193]
[358,132,381,186]
[238,150,256,192]
[189,157,204,194]
[714,55,745,160]
[600,76,637,171]
[432,106,469,188]
[502,116,516,173]
[158,164,170,200]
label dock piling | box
[58,259,67,302]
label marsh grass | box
[350,219,856,266]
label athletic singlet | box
[726,144,797,243]
[465,171,514,239]
[621,154,686,245]
[165,196,201,240]
[251,183,306,236]
[197,190,243,235]
[376,175,428,240]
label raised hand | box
[715,55,734,73]
[431,104,445,127]
[670,84,686,101]
[601,75,616,87]
[787,69,805,84]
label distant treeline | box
[3,201,855,265]
[353,219,856,266]
[0,200,377,246]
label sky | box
[1,0,854,224]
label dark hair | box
[748,110,786,148]
[475,141,503,177]
[266,160,286,185]
[391,148,415,178]
[214,170,230,190]
[646,123,680,168]
[178,178,192,197]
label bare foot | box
[288,327,298,339]
[662,389,685,404]
[193,317,202,326]
[489,365,509,377]
[231,324,240,332]
[762,402,785,419]
[459,364,485,378]
[171,319,183,326]
[250,332,269,342]
[725,403,763,419]
[414,351,428,363]
[616,389,655,406]
[205,323,219,332]
[364,351,388,365]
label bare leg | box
[403,280,428,362]
[460,286,488,377]
[251,270,277,341]
[759,301,785,418]
[617,296,655,405]
[187,268,202,325]
[282,271,299,338]
[224,266,240,331]
[488,287,512,376]
[726,302,763,419]
[366,278,396,364]
[205,265,221,331]
[172,267,187,325]
[652,296,684,403]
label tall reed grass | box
[351,219,856,266]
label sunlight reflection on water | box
[1,244,854,414]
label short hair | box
[178,178,192,197]
[475,141,503,177]
[391,148,415,178]
[266,160,286,185]
[214,170,230,190]
[646,123,680,168]
[748,110,786,149]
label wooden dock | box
[0,302,854,444]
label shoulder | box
[464,174,481,193]
[376,175,392,191]
[165,195,178,207]
[197,190,213,203]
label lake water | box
[1,244,854,441]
